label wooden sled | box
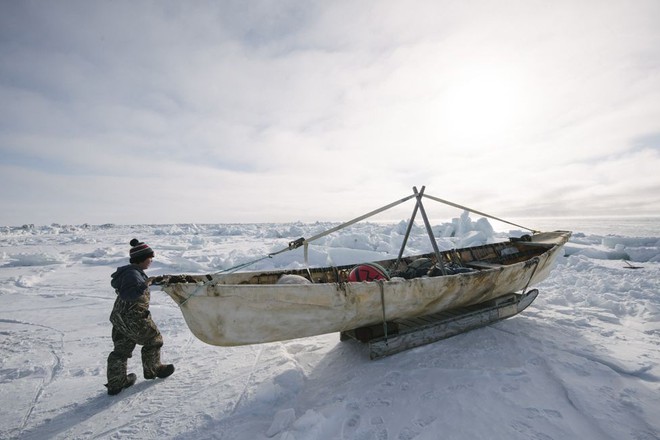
[340,289,539,360]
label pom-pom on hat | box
[129,238,154,263]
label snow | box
[1,214,659,440]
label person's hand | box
[147,275,165,286]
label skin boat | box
[154,230,571,347]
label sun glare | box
[440,66,526,149]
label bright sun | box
[439,66,527,149]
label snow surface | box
[1,214,659,440]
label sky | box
[1,0,659,226]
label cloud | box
[1,0,659,225]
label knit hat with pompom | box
[129,238,154,263]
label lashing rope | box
[172,187,539,305]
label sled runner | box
[341,289,539,359]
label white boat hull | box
[160,231,570,346]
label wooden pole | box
[413,186,446,275]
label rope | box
[210,193,417,278]
[214,255,273,275]
[377,280,389,346]
[179,283,207,306]
[422,193,538,233]
[302,193,417,244]
[172,188,538,306]
[211,237,305,276]
[522,257,540,294]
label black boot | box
[106,373,137,395]
[144,364,175,379]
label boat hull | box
[161,231,570,346]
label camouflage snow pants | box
[106,295,163,389]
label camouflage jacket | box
[111,264,149,302]
[109,264,152,331]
